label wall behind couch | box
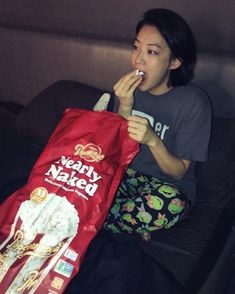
[0,0,234,56]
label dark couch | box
[0,79,235,293]
[0,80,105,190]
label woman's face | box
[131,25,181,95]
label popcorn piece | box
[136,69,144,77]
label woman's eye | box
[148,50,158,55]
[132,44,139,50]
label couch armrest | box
[0,101,23,128]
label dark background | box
[0,0,234,56]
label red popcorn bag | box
[0,109,139,294]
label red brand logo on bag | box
[74,143,104,162]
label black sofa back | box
[0,27,235,120]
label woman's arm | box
[113,72,190,179]
[127,115,191,179]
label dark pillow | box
[16,80,107,146]
[196,117,235,208]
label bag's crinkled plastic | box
[0,109,139,294]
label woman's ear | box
[169,58,182,70]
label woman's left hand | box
[127,115,160,147]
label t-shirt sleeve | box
[172,92,212,162]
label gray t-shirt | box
[126,84,211,204]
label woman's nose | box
[135,50,145,65]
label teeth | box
[136,69,144,77]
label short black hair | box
[136,8,197,87]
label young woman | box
[66,9,211,294]
[103,8,211,240]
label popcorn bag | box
[0,109,139,294]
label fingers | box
[113,70,142,97]
[114,70,139,90]
[127,115,156,145]
[127,115,148,142]
[127,115,148,125]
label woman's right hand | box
[114,70,143,118]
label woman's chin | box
[138,82,148,91]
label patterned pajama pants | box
[103,168,191,237]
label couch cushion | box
[196,117,235,208]
[0,125,42,187]
[16,80,106,146]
